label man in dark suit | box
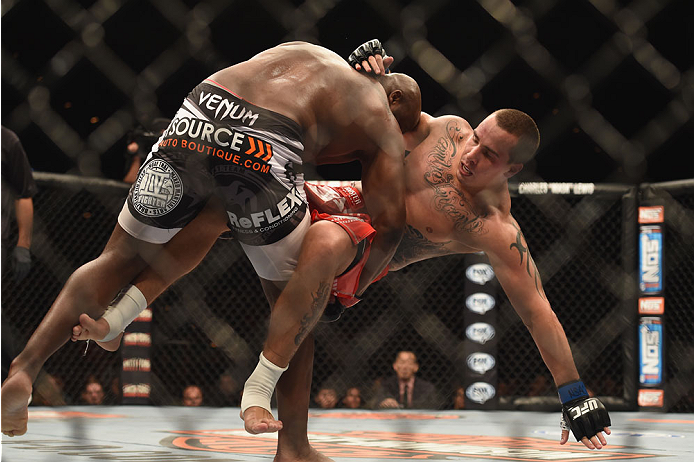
[372,350,441,409]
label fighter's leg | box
[258,280,334,462]
[72,196,230,349]
[242,220,357,436]
[275,334,332,462]
[2,224,152,436]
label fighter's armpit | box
[390,225,452,270]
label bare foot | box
[1,370,32,437]
[71,313,122,351]
[275,446,334,462]
[240,406,283,434]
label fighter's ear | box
[389,89,403,105]
[505,163,523,178]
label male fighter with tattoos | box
[305,108,611,451]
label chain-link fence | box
[641,181,694,412]
[3,175,692,410]
[2,0,692,185]
[2,0,692,412]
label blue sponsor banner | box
[639,225,663,294]
[639,317,663,386]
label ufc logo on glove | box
[570,398,599,420]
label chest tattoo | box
[392,225,452,268]
[509,223,547,300]
[423,120,487,235]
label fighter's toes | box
[71,325,84,341]
[242,407,283,434]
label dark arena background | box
[2,0,694,461]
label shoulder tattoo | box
[509,223,547,300]
[423,120,487,235]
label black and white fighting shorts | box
[118,79,310,281]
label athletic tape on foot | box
[240,352,288,415]
[100,285,147,342]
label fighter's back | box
[209,42,397,162]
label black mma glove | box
[12,246,31,282]
[347,39,389,73]
[320,299,347,323]
[558,380,611,442]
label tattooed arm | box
[480,215,580,387]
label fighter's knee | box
[301,222,353,268]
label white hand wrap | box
[560,413,570,431]
[241,352,288,416]
[100,285,147,342]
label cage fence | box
[2,174,692,411]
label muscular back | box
[209,42,400,163]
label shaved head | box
[379,73,422,133]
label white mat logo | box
[466,263,495,285]
[466,293,496,314]
[466,382,496,404]
[133,160,183,217]
[467,352,496,374]
[466,322,496,344]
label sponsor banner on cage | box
[639,317,663,385]
[639,297,664,315]
[123,332,151,347]
[466,322,496,344]
[638,206,664,224]
[466,352,496,374]
[123,357,151,372]
[639,225,663,294]
[638,389,664,407]
[134,307,152,322]
[517,182,595,195]
[465,292,496,314]
[122,383,151,398]
[465,382,496,404]
[465,263,495,285]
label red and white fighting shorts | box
[304,182,388,308]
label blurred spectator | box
[341,387,363,409]
[122,118,171,183]
[497,378,519,397]
[1,126,38,282]
[452,385,466,410]
[103,376,121,405]
[371,351,441,409]
[211,372,241,407]
[182,385,203,406]
[313,386,339,409]
[31,373,68,406]
[81,378,105,405]
[527,374,550,396]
